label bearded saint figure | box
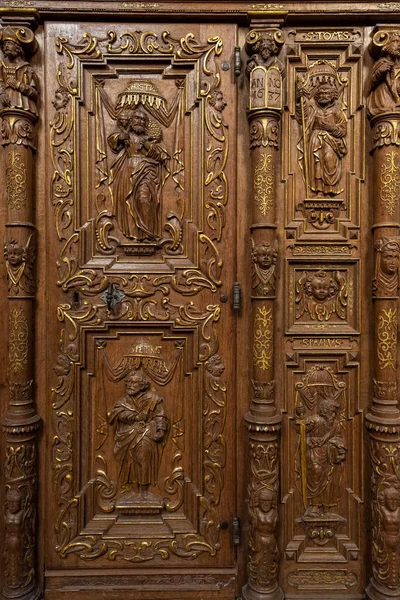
[108,107,168,241]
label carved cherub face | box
[381,248,400,275]
[52,88,70,111]
[2,39,22,59]
[117,111,132,130]
[384,488,400,511]
[6,241,24,266]
[207,355,225,377]
[53,354,71,377]
[305,271,337,301]
[131,110,148,135]
[211,91,227,113]
[253,244,275,270]
[314,84,336,107]
[125,371,149,396]
[6,490,22,514]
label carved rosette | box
[366,26,400,600]
[243,24,285,600]
[0,22,41,600]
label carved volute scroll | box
[0,18,41,600]
[243,22,285,600]
[366,25,400,600]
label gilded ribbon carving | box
[0,22,41,600]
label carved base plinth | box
[115,491,164,516]
[296,512,346,546]
[366,578,400,600]
[297,198,346,230]
[242,581,284,600]
[120,242,158,256]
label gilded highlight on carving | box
[9,308,28,374]
[253,305,273,370]
[377,308,397,370]
[6,151,27,210]
[380,151,400,216]
[254,153,274,216]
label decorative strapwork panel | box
[283,28,364,241]
[45,22,236,575]
[281,352,363,592]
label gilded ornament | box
[377,308,397,370]
[6,151,27,209]
[254,153,274,216]
[380,151,400,216]
[253,305,273,370]
[9,308,28,375]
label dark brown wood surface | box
[1,3,400,600]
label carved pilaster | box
[366,26,400,600]
[0,22,41,600]
[243,24,284,600]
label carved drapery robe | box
[108,130,168,241]
[108,389,167,488]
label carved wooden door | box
[40,18,239,600]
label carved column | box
[243,25,284,600]
[0,20,41,600]
[366,27,400,600]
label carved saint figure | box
[0,27,38,115]
[295,269,348,321]
[373,237,400,297]
[297,61,347,196]
[252,242,277,297]
[249,487,279,587]
[4,489,24,588]
[108,370,168,497]
[246,32,285,79]
[367,31,400,117]
[108,108,168,241]
[295,366,347,518]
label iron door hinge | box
[234,46,241,76]
[233,282,241,311]
[232,516,241,545]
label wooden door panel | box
[44,20,238,594]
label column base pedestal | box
[243,582,284,600]
[366,578,400,600]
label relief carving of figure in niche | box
[296,61,347,197]
[373,237,400,297]
[108,370,168,503]
[95,79,184,246]
[295,366,347,520]
[0,26,38,115]
[295,269,348,321]
[252,241,277,297]
[367,31,400,117]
